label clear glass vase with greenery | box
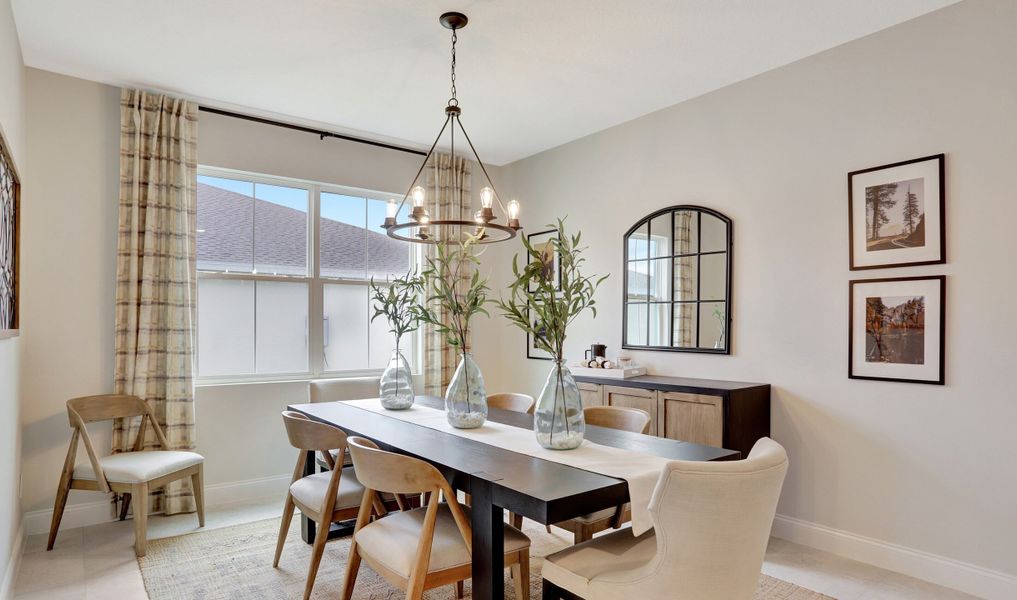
[413,235,492,428]
[498,218,608,449]
[370,271,422,409]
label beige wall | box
[16,74,507,532]
[0,0,25,594]
[480,0,1017,595]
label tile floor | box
[14,498,979,599]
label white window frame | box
[195,165,421,385]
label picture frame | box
[848,153,945,270]
[0,129,20,339]
[526,228,561,292]
[525,309,552,361]
[849,275,945,385]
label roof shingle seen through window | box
[196,183,410,277]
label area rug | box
[138,517,835,599]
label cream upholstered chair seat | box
[543,527,656,593]
[72,450,204,484]
[542,438,788,600]
[288,467,366,512]
[355,504,530,577]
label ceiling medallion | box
[382,12,521,245]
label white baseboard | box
[1,523,24,600]
[21,474,291,537]
[772,514,1017,600]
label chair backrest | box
[63,394,172,493]
[646,437,788,600]
[282,410,347,453]
[584,405,651,434]
[487,393,535,414]
[309,378,381,403]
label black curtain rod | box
[197,106,427,157]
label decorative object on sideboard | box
[849,275,945,385]
[584,343,607,364]
[848,153,945,270]
[370,271,422,409]
[413,236,492,427]
[381,12,522,245]
[0,130,19,339]
[499,217,609,450]
[623,205,732,354]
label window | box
[195,168,418,381]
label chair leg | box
[512,549,530,600]
[341,538,363,600]
[118,493,132,521]
[133,482,149,558]
[191,465,205,527]
[573,525,591,545]
[46,477,72,551]
[546,525,552,534]
[455,580,464,598]
[303,518,329,600]
[273,494,296,568]
[510,512,523,530]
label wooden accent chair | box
[48,394,205,557]
[274,411,385,600]
[552,406,651,544]
[343,436,531,600]
[486,392,536,414]
[542,438,788,600]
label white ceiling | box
[12,0,959,165]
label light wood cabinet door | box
[603,385,657,434]
[578,382,604,408]
[660,392,724,446]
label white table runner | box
[345,398,669,535]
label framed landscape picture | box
[849,276,944,385]
[525,309,552,360]
[526,228,561,292]
[0,131,19,339]
[848,154,944,270]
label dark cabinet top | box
[574,374,769,396]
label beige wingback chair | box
[542,437,788,600]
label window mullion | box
[309,184,324,378]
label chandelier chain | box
[449,29,458,106]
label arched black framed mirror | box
[623,205,732,354]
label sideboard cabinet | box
[575,375,770,457]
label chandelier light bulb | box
[386,199,398,218]
[507,199,520,219]
[480,186,494,209]
[412,186,426,207]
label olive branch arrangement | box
[497,217,608,362]
[411,233,491,353]
[369,270,422,355]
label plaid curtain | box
[112,89,198,515]
[675,211,695,346]
[422,153,472,397]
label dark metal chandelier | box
[382,11,521,245]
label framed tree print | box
[0,131,19,339]
[849,276,945,385]
[526,229,561,292]
[848,154,945,270]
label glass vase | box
[535,360,585,450]
[445,353,487,428]
[379,349,414,410]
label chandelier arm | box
[394,114,452,216]
[455,115,509,214]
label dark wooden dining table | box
[289,396,740,600]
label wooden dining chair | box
[47,394,205,557]
[343,436,531,600]
[542,438,788,600]
[486,392,536,414]
[552,406,651,544]
[274,411,388,600]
